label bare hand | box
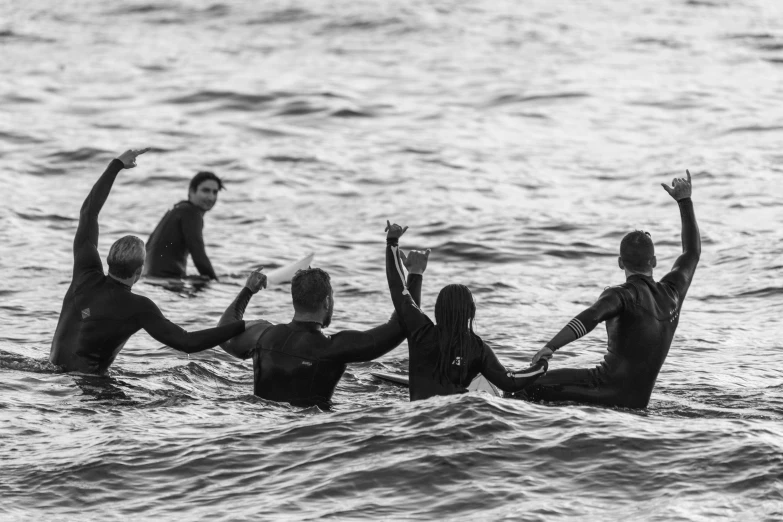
[400,249,431,275]
[531,346,554,365]
[661,169,693,201]
[385,220,408,240]
[117,148,151,169]
[244,267,267,294]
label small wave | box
[166,90,278,108]
[0,29,57,44]
[331,108,374,118]
[0,350,59,374]
[265,155,320,163]
[632,38,684,49]
[275,100,327,116]
[320,17,408,33]
[45,147,113,163]
[488,92,588,107]
[245,8,318,25]
[723,125,783,134]
[0,131,44,144]
[14,211,76,223]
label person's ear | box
[618,257,625,270]
[651,256,657,269]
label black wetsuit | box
[521,198,700,408]
[145,200,217,279]
[49,159,246,375]
[386,239,546,401]
[219,275,422,408]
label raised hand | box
[400,249,431,275]
[661,169,693,201]
[117,148,151,169]
[244,267,267,294]
[385,220,408,240]
[531,346,554,365]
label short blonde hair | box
[107,235,145,279]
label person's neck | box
[108,273,136,288]
[625,269,653,279]
[292,312,324,329]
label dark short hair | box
[291,268,331,312]
[107,235,145,279]
[620,230,655,271]
[189,171,224,193]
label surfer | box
[49,150,253,375]
[385,222,548,401]
[523,171,700,408]
[217,258,427,408]
[144,171,223,280]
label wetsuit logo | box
[81,308,90,320]
[301,361,312,367]
[452,357,462,366]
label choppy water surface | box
[1,0,783,519]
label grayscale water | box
[1,0,782,519]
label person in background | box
[145,171,223,280]
[524,171,700,408]
[50,149,254,375]
[385,221,547,401]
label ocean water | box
[1,0,782,519]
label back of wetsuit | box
[600,275,681,404]
[253,322,347,407]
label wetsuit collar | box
[107,275,133,291]
[182,199,207,216]
[290,320,323,332]
[626,273,654,283]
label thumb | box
[424,248,431,259]
[661,183,674,195]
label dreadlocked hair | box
[434,284,477,387]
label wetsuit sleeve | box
[660,198,700,301]
[386,239,431,336]
[217,287,273,360]
[138,298,246,354]
[72,159,125,278]
[182,209,218,280]
[328,273,423,364]
[544,288,624,351]
[479,342,548,393]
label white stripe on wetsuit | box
[507,365,546,379]
[390,245,410,296]
[567,318,587,338]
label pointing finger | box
[686,169,692,185]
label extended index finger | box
[686,169,692,185]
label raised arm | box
[182,209,218,280]
[385,221,431,337]
[328,272,424,363]
[531,288,624,364]
[218,268,272,359]
[661,170,700,298]
[73,148,149,276]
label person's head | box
[291,267,333,327]
[619,230,657,275]
[188,171,224,212]
[107,235,145,284]
[433,284,477,384]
